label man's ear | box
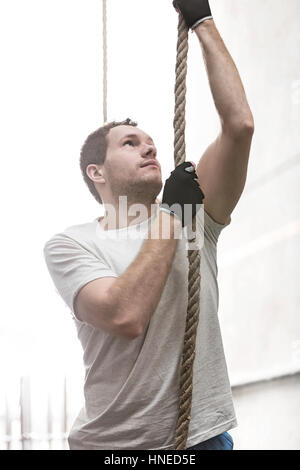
[86,164,106,184]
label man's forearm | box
[194,19,254,134]
[109,211,181,337]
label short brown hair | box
[80,118,138,204]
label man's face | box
[101,125,163,204]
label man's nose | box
[142,144,156,157]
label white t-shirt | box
[43,205,237,450]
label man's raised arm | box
[174,1,254,225]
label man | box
[44,0,254,450]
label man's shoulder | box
[44,218,98,253]
[204,210,231,228]
[203,209,231,247]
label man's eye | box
[124,140,134,146]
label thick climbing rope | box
[101,2,201,451]
[172,15,201,451]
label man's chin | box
[136,177,162,194]
[120,184,162,204]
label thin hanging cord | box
[102,0,107,123]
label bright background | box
[0,0,300,449]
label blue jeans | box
[186,432,234,450]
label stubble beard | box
[108,171,163,208]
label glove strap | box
[191,16,213,31]
[159,206,182,223]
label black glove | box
[161,161,205,227]
[173,0,213,30]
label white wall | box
[216,0,300,385]
[231,373,300,450]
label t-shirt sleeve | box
[43,233,117,321]
[204,210,231,246]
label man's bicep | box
[196,130,253,225]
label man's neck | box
[98,199,159,231]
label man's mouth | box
[141,160,160,169]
